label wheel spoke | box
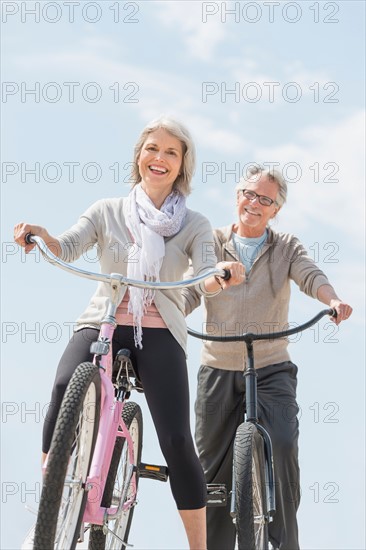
[89,402,143,550]
[55,385,97,548]
[107,417,139,548]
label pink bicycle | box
[25,234,228,550]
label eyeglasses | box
[241,189,277,207]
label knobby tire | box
[233,422,269,550]
[34,362,101,550]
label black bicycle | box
[188,308,336,550]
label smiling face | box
[137,128,184,203]
[235,174,280,237]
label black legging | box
[43,326,206,510]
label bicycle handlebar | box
[188,308,337,343]
[26,236,337,343]
[25,234,230,290]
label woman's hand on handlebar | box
[14,223,43,253]
[13,223,61,257]
[215,261,246,290]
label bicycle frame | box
[82,284,140,527]
[39,285,135,530]
[28,234,229,534]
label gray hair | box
[131,116,196,196]
[236,165,288,207]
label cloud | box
[223,55,336,109]
[8,45,248,155]
[253,110,365,241]
[283,60,333,90]
[153,1,228,61]
[182,112,248,154]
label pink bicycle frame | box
[82,292,138,527]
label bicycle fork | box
[230,339,276,522]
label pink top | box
[116,294,168,329]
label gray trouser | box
[195,362,300,550]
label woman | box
[14,116,244,549]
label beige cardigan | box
[57,198,217,353]
[182,225,330,370]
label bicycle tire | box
[233,422,269,550]
[34,362,101,550]
[89,401,143,550]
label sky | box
[1,1,365,549]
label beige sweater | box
[57,198,217,353]
[183,225,330,370]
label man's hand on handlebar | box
[329,299,353,325]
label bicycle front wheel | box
[89,401,143,550]
[233,422,269,550]
[34,362,101,550]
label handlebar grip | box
[330,308,338,318]
[222,269,231,281]
[25,233,35,244]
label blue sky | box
[1,1,365,548]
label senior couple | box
[15,116,352,550]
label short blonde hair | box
[131,116,196,196]
[236,165,288,207]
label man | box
[183,166,352,549]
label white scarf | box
[124,185,187,348]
